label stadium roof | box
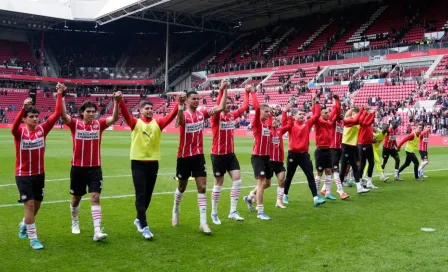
[0,0,374,33]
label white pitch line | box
[0,171,253,188]
[1,167,447,208]
[0,181,305,208]
[1,167,447,188]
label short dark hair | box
[186,90,198,98]
[139,100,153,108]
[80,101,97,113]
[353,107,360,113]
[79,101,97,119]
[24,106,39,118]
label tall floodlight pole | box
[165,14,169,92]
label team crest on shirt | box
[37,131,43,136]
[93,124,99,129]
[198,115,203,120]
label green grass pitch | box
[0,129,447,271]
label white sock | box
[70,204,80,222]
[334,172,343,191]
[211,185,221,215]
[91,205,102,233]
[26,223,37,240]
[367,177,372,184]
[325,175,332,193]
[198,193,207,225]
[394,169,399,178]
[315,175,321,191]
[230,180,241,214]
[248,188,256,200]
[419,160,429,171]
[356,182,363,190]
[173,188,183,212]
[313,196,318,201]
[277,187,284,203]
[256,204,264,214]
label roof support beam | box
[129,10,234,34]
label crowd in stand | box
[2,58,40,76]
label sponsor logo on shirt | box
[423,138,429,143]
[21,137,45,150]
[262,128,270,136]
[336,126,344,133]
[272,137,280,144]
[220,121,235,130]
[186,122,204,133]
[75,130,100,140]
[389,136,396,140]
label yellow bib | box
[130,119,162,160]
[342,125,360,146]
[405,133,419,154]
[373,131,386,148]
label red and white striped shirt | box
[69,119,108,167]
[331,120,344,149]
[383,127,398,149]
[269,114,292,162]
[177,108,214,158]
[419,130,429,151]
[211,92,249,155]
[252,93,270,156]
[12,93,62,176]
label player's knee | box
[24,200,35,209]
[265,180,271,189]
[90,193,100,204]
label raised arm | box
[105,91,122,127]
[41,87,63,135]
[11,99,30,137]
[329,95,340,122]
[252,89,261,129]
[344,107,365,127]
[209,80,228,117]
[232,88,250,118]
[307,92,320,126]
[215,80,226,105]
[61,87,71,125]
[118,100,138,130]
[362,111,375,126]
[157,94,185,130]
[177,93,186,126]
[397,133,415,149]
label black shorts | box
[210,153,240,177]
[176,154,207,180]
[270,161,286,175]
[383,147,399,159]
[419,151,428,160]
[16,174,45,203]
[251,155,273,179]
[70,166,103,196]
[341,144,358,163]
[314,148,332,171]
[331,148,342,171]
